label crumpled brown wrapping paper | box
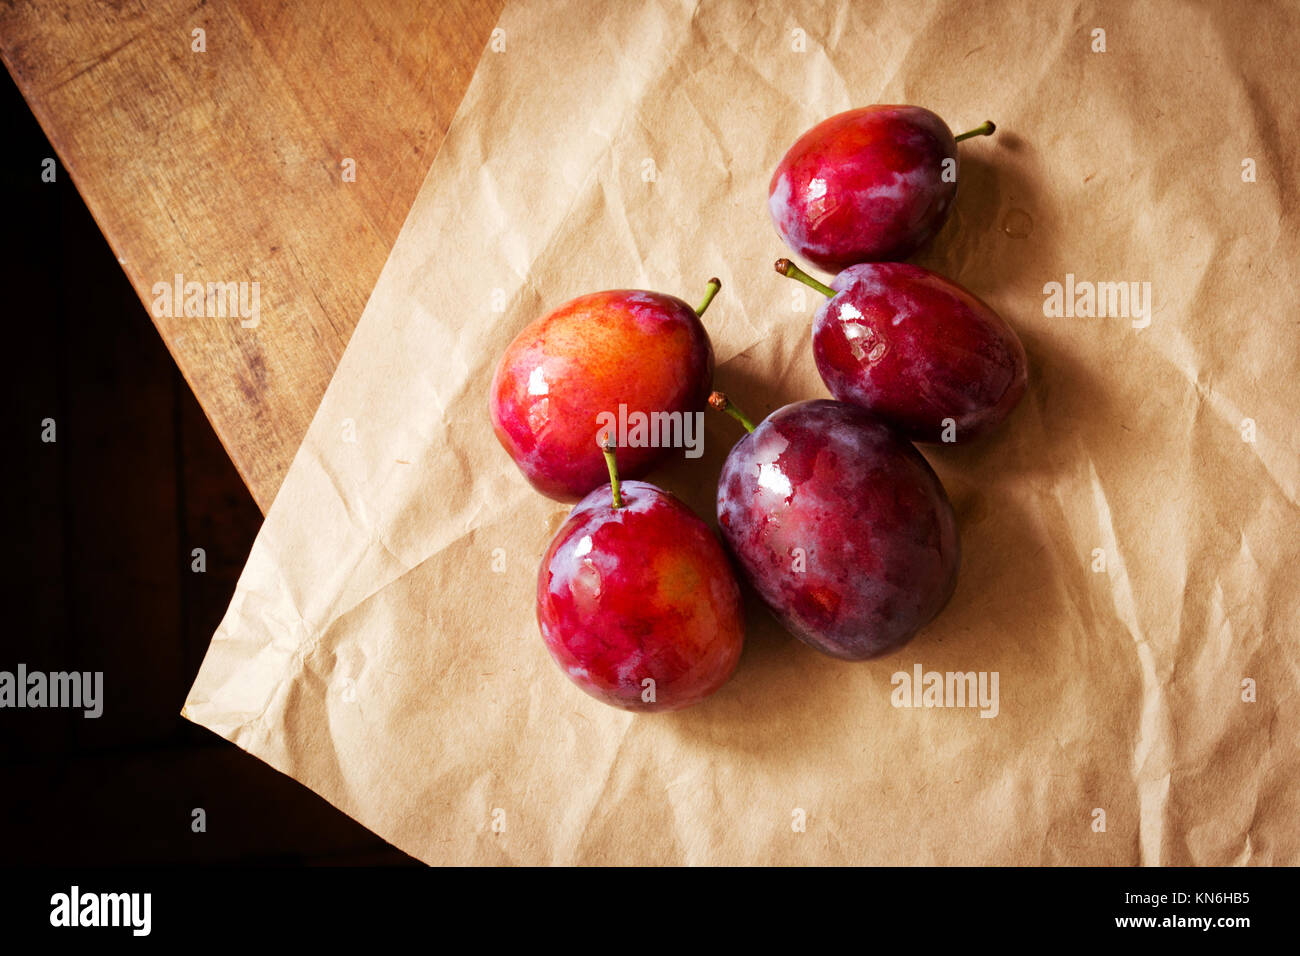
[183,0,1300,864]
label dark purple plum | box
[777,258,1028,443]
[713,396,959,660]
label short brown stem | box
[774,258,834,298]
[708,391,756,434]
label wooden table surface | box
[1,0,506,513]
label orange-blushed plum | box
[490,281,719,502]
[536,440,744,712]
[769,106,995,271]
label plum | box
[713,396,959,661]
[777,258,1027,443]
[769,105,994,271]
[491,281,719,502]
[536,441,744,711]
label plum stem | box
[600,433,623,508]
[696,277,722,317]
[955,120,996,142]
[709,391,755,434]
[774,258,834,298]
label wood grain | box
[0,0,505,512]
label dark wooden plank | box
[0,70,412,861]
[176,372,264,746]
[3,745,415,864]
[0,66,73,761]
[55,161,185,753]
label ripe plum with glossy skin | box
[537,478,744,711]
[780,259,1027,443]
[768,106,994,271]
[714,398,959,661]
[490,285,717,502]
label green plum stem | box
[954,120,996,142]
[600,434,623,508]
[696,277,722,317]
[709,391,756,434]
[774,258,834,298]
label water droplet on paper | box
[1001,208,1033,239]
